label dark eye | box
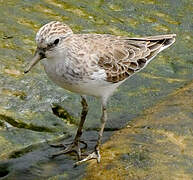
[53,38,59,45]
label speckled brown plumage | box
[48,32,175,83]
[31,21,176,84]
[97,35,175,83]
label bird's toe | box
[73,148,101,167]
[49,140,87,160]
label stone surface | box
[0,0,192,179]
[84,81,193,180]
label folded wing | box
[98,34,176,83]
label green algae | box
[0,114,54,133]
[51,104,79,126]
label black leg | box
[95,105,107,162]
[74,96,88,143]
[51,96,88,160]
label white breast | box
[42,58,124,100]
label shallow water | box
[0,0,192,179]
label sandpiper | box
[24,21,176,166]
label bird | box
[24,21,176,166]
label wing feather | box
[97,34,176,83]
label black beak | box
[24,48,45,73]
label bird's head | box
[24,21,73,73]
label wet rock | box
[84,81,193,180]
[0,163,10,179]
[0,0,192,179]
